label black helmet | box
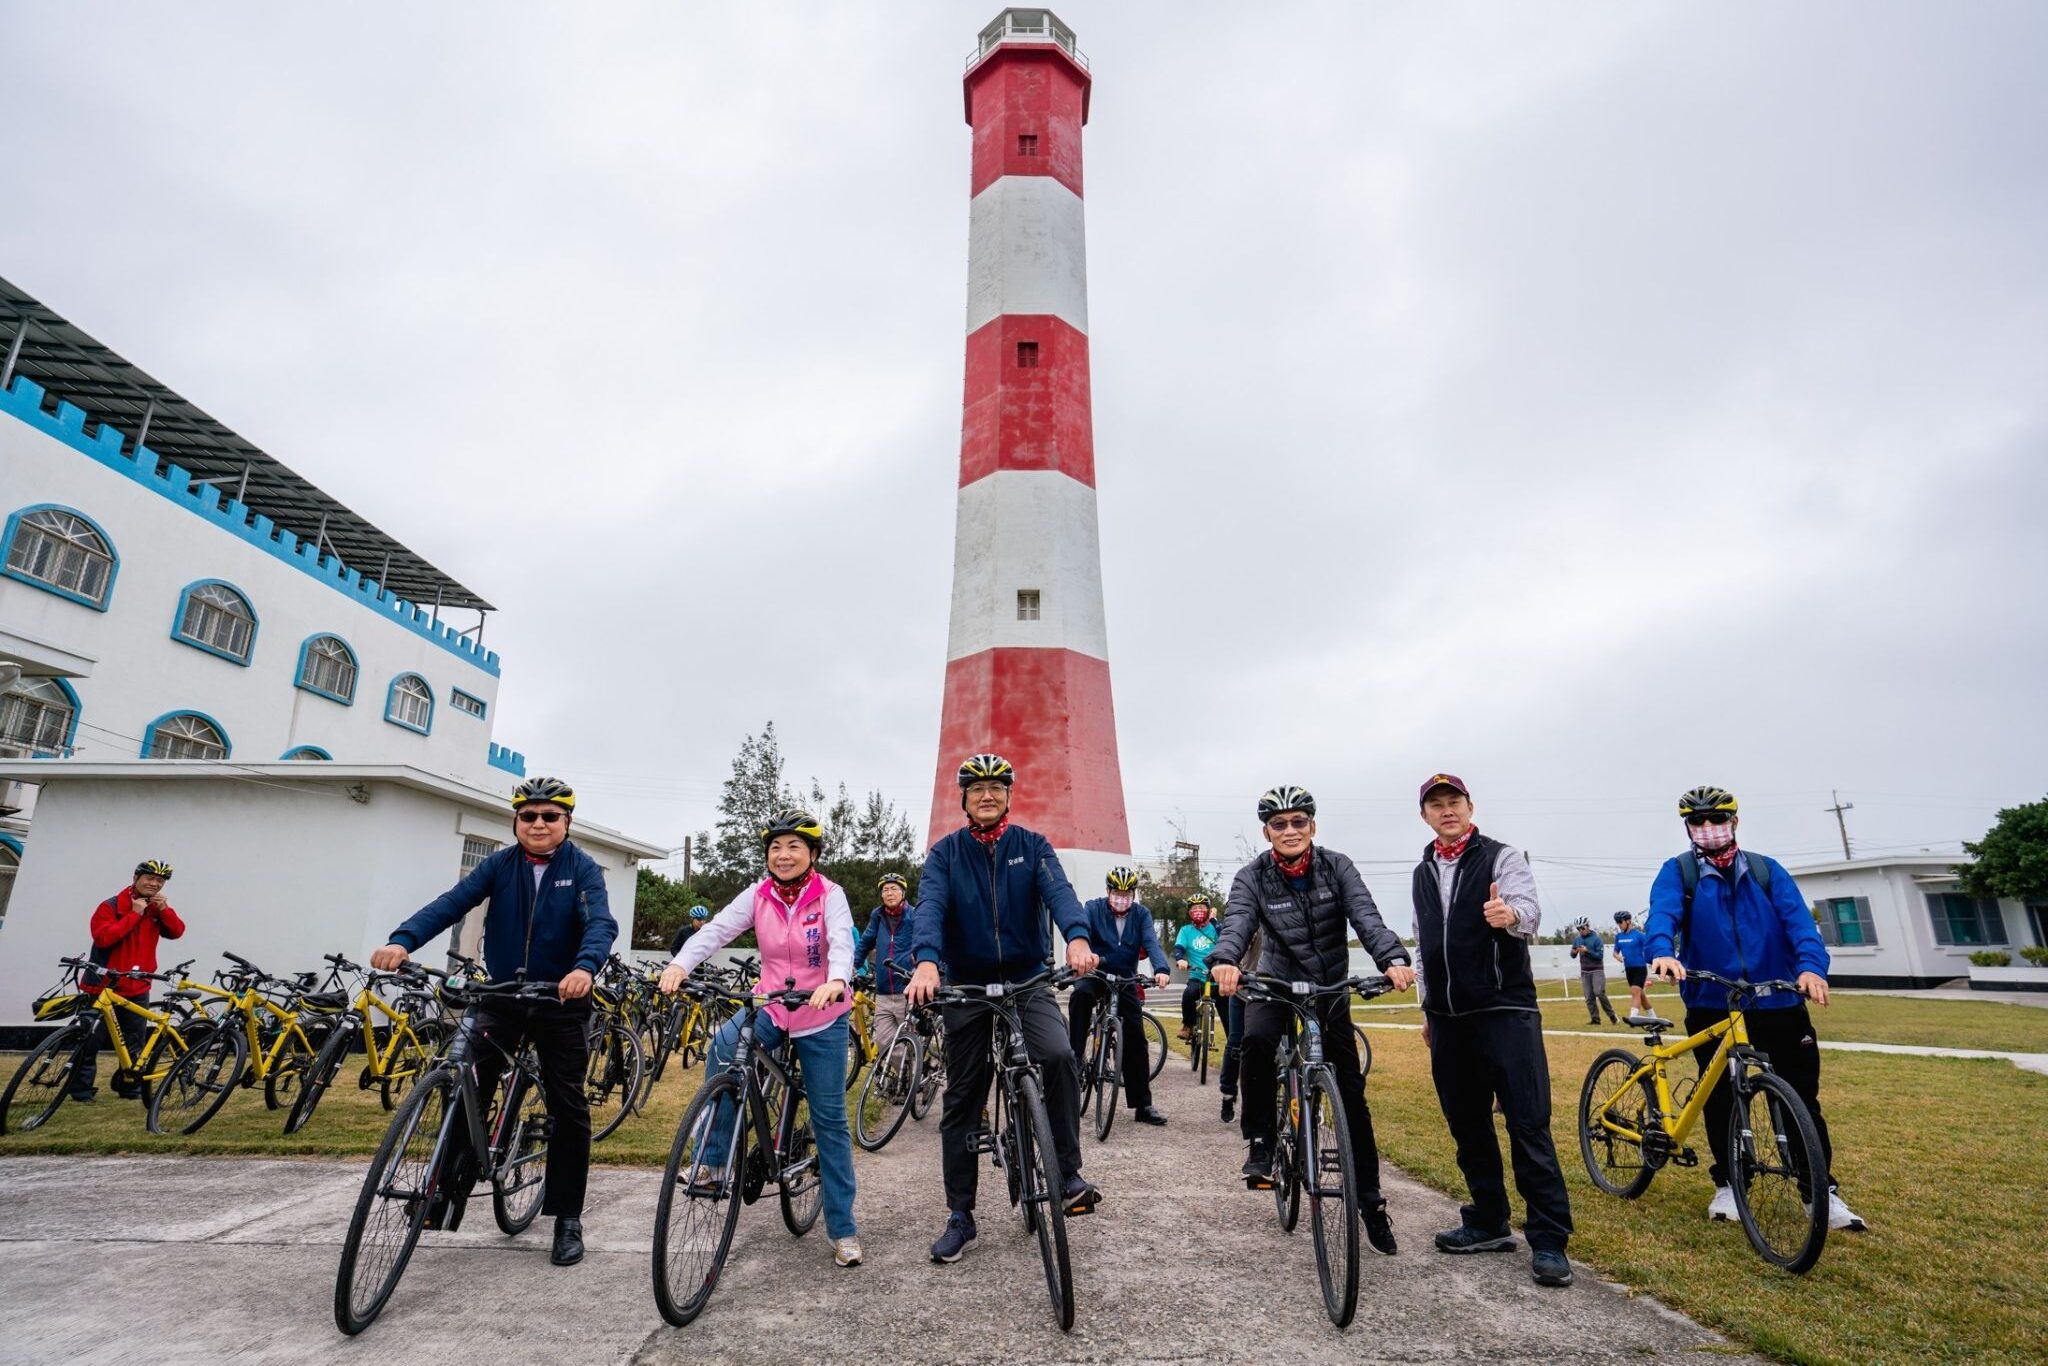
[1677,785,1738,819]
[134,858,174,880]
[957,753,1015,788]
[511,776,576,810]
[1614,910,1634,925]
[1257,785,1316,823]
[760,809,824,854]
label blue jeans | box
[702,1011,857,1240]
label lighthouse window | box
[1017,589,1041,621]
[1016,341,1040,368]
[1017,134,1039,156]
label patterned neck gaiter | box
[1689,822,1741,869]
[1434,826,1478,861]
[969,817,1009,848]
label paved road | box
[0,1056,1758,1365]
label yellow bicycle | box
[284,954,446,1133]
[1,958,201,1133]
[1577,968,1830,1272]
[147,952,330,1135]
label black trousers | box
[1240,997,1384,1204]
[1427,1009,1573,1251]
[71,990,149,1098]
[940,990,1083,1214]
[1066,977,1153,1109]
[474,998,593,1219]
[1685,1003,1834,1189]
[1220,994,1246,1097]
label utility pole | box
[1826,791,1855,860]
[682,838,693,886]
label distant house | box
[1787,853,2044,989]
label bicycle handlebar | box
[1684,969,1808,1000]
[57,956,192,985]
[1234,972,1397,1003]
[930,966,1078,1004]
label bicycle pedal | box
[1245,1176,1275,1191]
[1673,1148,1699,1168]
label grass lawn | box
[1171,996,2048,1365]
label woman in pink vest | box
[660,810,861,1266]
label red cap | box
[1419,773,1471,805]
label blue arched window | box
[0,675,81,758]
[384,673,433,735]
[281,745,332,761]
[171,580,258,664]
[141,710,230,761]
[295,634,358,704]
[2,504,119,610]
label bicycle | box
[1186,979,1223,1086]
[0,959,201,1133]
[651,975,829,1326]
[148,952,334,1135]
[286,955,447,1134]
[854,1001,946,1152]
[333,971,558,1334]
[1577,969,1829,1273]
[584,968,646,1142]
[1235,972,1396,1328]
[843,975,877,1101]
[1073,970,1153,1142]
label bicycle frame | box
[422,1005,548,1200]
[349,987,428,1079]
[86,988,190,1075]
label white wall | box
[0,775,642,1027]
[1792,859,2037,986]
[0,397,506,785]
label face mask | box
[1108,892,1134,914]
[1689,822,1737,853]
[1190,910,1210,927]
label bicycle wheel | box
[1092,1015,1121,1142]
[491,1057,550,1235]
[843,1030,870,1103]
[1144,1011,1168,1079]
[381,1024,438,1110]
[149,1021,248,1136]
[1304,1066,1361,1327]
[1197,1002,1213,1087]
[1353,1025,1373,1079]
[1014,1072,1075,1332]
[263,1028,319,1112]
[334,1069,456,1335]
[910,1029,944,1121]
[287,1021,356,1135]
[586,1018,644,1142]
[1577,1049,1656,1198]
[855,1029,918,1152]
[1273,1076,1302,1231]
[1728,1070,1829,1273]
[777,1085,822,1236]
[652,1072,747,1327]
[0,1023,90,1134]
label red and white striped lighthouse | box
[927,9,1131,882]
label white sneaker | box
[832,1235,864,1267]
[1826,1191,1867,1232]
[1707,1185,1738,1222]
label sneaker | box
[1826,1190,1867,1232]
[67,1091,97,1104]
[1176,1027,1193,1042]
[929,1211,976,1263]
[1242,1138,1274,1188]
[678,1163,719,1196]
[1531,1248,1573,1287]
[1362,1201,1397,1256]
[1220,1095,1235,1124]
[1134,1104,1168,1126]
[1061,1175,1101,1215]
[832,1235,864,1268]
[1433,1223,1515,1254]
[1707,1185,1738,1222]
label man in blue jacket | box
[907,752,1100,1264]
[370,776,616,1266]
[1645,785,1865,1233]
[1610,910,1651,1020]
[1066,865,1173,1126]
[857,872,921,1052]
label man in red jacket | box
[70,858,186,1102]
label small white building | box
[1787,853,2044,989]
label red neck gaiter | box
[1702,844,1741,869]
[969,817,1010,848]
[769,871,813,907]
[1274,846,1312,878]
[1434,826,1478,862]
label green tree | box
[698,722,798,902]
[1959,797,2048,901]
[631,867,718,951]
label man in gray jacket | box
[1211,784,1416,1256]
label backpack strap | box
[1676,851,1773,948]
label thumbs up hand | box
[1482,881,1518,930]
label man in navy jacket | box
[1066,867,1173,1126]
[908,753,1100,1264]
[371,776,615,1267]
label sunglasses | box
[517,810,565,825]
[1684,813,1733,826]
[1266,815,1312,832]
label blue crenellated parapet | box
[487,743,527,778]
[1,375,501,676]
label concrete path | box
[0,1058,1759,1366]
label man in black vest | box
[1412,773,1574,1288]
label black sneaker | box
[1134,1105,1167,1126]
[1242,1138,1274,1188]
[1433,1223,1515,1254]
[1061,1175,1101,1215]
[1362,1201,1398,1256]
[1531,1248,1573,1286]
[550,1216,585,1266]
[1220,1095,1235,1124]
[929,1210,977,1263]
[67,1092,97,1104]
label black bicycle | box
[1073,970,1153,1142]
[934,969,1080,1330]
[333,969,557,1335]
[854,1000,945,1152]
[1187,979,1224,1086]
[1236,972,1395,1329]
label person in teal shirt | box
[1172,893,1222,1042]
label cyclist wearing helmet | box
[906,753,1100,1263]
[70,858,187,1102]
[1646,786,1864,1232]
[373,776,617,1267]
[1611,911,1651,1019]
[857,872,922,1053]
[1172,893,1221,1042]
[1569,918,1618,1025]
[1066,866,1173,1127]
[660,810,863,1266]
[668,903,710,958]
[1412,772,1573,1287]
[1210,785,1414,1259]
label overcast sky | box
[5,2,2044,932]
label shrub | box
[1969,950,2013,968]
[2020,945,2048,967]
